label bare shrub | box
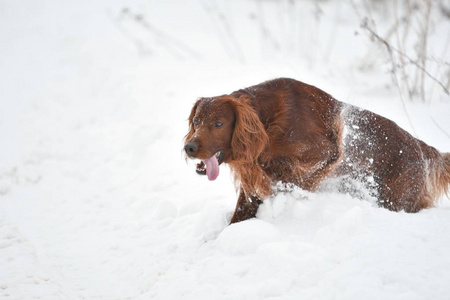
[354,0,450,102]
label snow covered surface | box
[1,0,450,299]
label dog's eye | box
[214,121,224,128]
[193,119,199,126]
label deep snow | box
[1,0,450,299]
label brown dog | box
[184,78,450,223]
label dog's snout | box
[184,141,199,157]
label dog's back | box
[235,78,450,211]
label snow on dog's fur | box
[184,78,450,223]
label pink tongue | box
[203,155,220,181]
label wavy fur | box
[184,78,450,223]
[228,97,270,198]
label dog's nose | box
[184,141,199,157]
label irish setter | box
[184,78,450,224]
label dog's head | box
[183,95,268,181]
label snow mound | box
[217,219,281,255]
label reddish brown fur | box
[184,78,450,223]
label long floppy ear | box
[231,99,268,162]
[184,98,203,143]
[230,98,271,198]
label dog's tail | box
[432,152,450,202]
[441,153,450,197]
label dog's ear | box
[231,98,268,163]
[184,98,203,143]
[230,97,270,198]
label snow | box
[1,0,450,299]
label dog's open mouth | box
[196,151,224,181]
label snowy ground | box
[1,0,450,299]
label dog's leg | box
[230,191,261,224]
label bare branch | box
[361,18,450,96]
[431,117,450,141]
